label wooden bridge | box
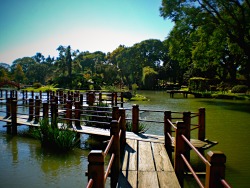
[0,89,231,188]
[0,79,21,89]
[167,90,202,98]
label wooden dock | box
[167,90,202,98]
[118,139,180,188]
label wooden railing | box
[86,91,124,107]
[85,109,126,188]
[166,119,231,188]
[126,104,206,142]
[0,89,125,108]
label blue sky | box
[0,0,173,65]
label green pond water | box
[0,90,250,187]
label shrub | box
[132,83,138,95]
[33,82,42,89]
[231,85,248,93]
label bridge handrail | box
[174,121,231,188]
[86,109,125,188]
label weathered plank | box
[138,141,155,171]
[122,139,137,171]
[138,171,159,188]
[157,171,181,188]
[151,142,173,172]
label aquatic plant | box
[36,119,78,152]
[126,121,148,133]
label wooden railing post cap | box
[88,150,104,163]
[133,104,139,107]
[207,151,226,164]
[199,107,205,111]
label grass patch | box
[130,94,149,101]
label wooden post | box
[5,98,11,119]
[110,120,120,188]
[205,151,226,188]
[74,101,81,129]
[112,106,119,120]
[25,90,28,104]
[114,92,117,106]
[88,92,95,106]
[46,91,49,103]
[120,92,124,108]
[99,92,102,104]
[111,93,114,106]
[198,108,206,141]
[63,93,67,106]
[28,98,34,121]
[132,104,139,133]
[164,111,172,161]
[34,98,41,124]
[80,93,83,105]
[22,90,25,104]
[39,91,42,100]
[5,90,8,100]
[11,99,17,135]
[31,91,34,99]
[87,150,105,188]
[50,102,57,128]
[119,108,126,153]
[183,111,191,162]
[66,100,72,127]
[43,102,48,119]
[174,121,186,187]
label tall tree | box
[13,64,26,83]
[160,0,250,82]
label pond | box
[0,90,249,187]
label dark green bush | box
[231,85,248,93]
[33,82,42,89]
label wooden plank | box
[72,125,110,137]
[151,142,173,172]
[122,139,137,171]
[157,171,181,188]
[117,171,137,188]
[138,171,159,188]
[138,141,155,171]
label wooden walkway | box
[167,90,201,98]
[0,116,214,150]
[117,139,180,188]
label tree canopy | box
[1,1,249,89]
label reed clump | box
[32,119,78,152]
